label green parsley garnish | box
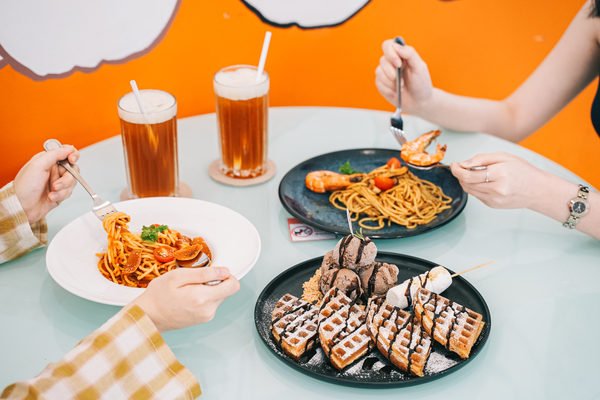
[353,227,365,241]
[141,225,169,243]
[339,161,358,175]
[347,227,365,240]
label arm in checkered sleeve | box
[1,266,239,399]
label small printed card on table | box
[288,218,337,242]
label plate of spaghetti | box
[46,197,261,306]
[278,149,467,239]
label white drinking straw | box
[130,80,148,115]
[129,80,158,151]
[256,31,272,82]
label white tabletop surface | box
[1,107,599,399]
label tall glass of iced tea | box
[214,65,269,179]
[118,90,179,198]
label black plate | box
[254,252,491,388]
[278,148,467,239]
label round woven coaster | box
[120,182,192,201]
[208,159,276,187]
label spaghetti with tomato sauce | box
[96,212,212,288]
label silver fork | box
[407,163,487,172]
[390,36,407,146]
[43,139,118,221]
[407,163,450,171]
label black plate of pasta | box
[278,148,467,239]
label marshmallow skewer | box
[450,260,494,278]
[386,261,493,309]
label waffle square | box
[318,288,370,369]
[366,297,432,376]
[271,293,319,361]
[413,287,484,359]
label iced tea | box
[118,90,179,198]
[214,65,269,178]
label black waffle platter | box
[254,251,491,388]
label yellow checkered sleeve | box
[0,182,47,263]
[1,305,201,400]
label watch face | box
[572,201,586,214]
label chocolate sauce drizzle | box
[338,235,353,269]
[429,293,440,342]
[368,262,383,297]
[354,238,372,265]
[443,302,464,350]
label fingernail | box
[49,193,59,201]
[54,183,63,190]
[216,267,230,279]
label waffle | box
[413,287,484,359]
[329,323,372,370]
[366,297,432,376]
[318,288,370,369]
[271,293,319,361]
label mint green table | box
[1,107,598,399]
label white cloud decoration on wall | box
[241,0,371,29]
[0,0,181,80]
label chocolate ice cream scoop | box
[319,268,363,301]
[359,262,399,298]
[332,234,377,270]
[320,250,338,275]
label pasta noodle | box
[329,166,452,230]
[96,212,208,288]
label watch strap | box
[563,215,578,229]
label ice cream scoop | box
[358,262,399,298]
[320,250,337,275]
[319,268,362,301]
[386,266,452,308]
[332,234,377,270]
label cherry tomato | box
[386,157,402,169]
[153,246,175,263]
[374,176,395,191]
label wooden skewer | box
[451,261,494,278]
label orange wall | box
[1,0,598,188]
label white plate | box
[46,197,261,306]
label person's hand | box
[450,152,549,210]
[13,146,80,224]
[132,267,240,333]
[375,38,435,115]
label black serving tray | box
[254,252,491,388]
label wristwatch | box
[563,185,590,229]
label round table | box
[1,107,599,399]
